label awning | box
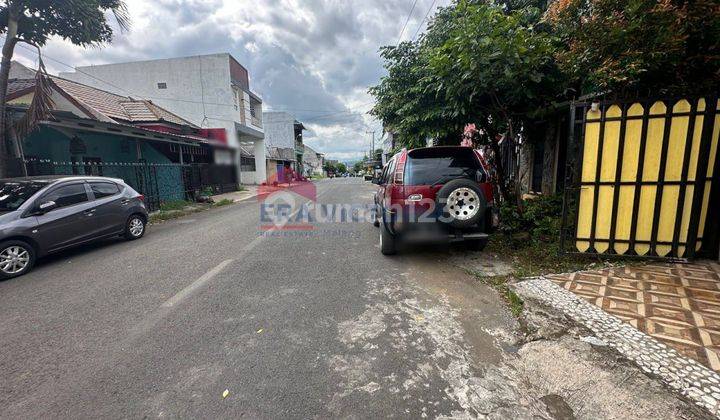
[235,122,264,139]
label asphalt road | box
[0,177,516,418]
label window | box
[90,182,120,199]
[43,184,88,208]
[404,148,479,186]
[0,181,47,212]
[157,82,167,89]
[240,156,256,172]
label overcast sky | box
[13,0,446,162]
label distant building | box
[302,144,324,177]
[262,111,305,181]
[60,53,267,183]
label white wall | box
[60,54,239,138]
[60,53,267,184]
[262,112,296,149]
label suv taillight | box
[393,150,407,184]
[137,194,145,202]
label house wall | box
[59,53,267,183]
[22,127,184,202]
[262,112,296,149]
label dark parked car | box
[0,175,148,279]
[373,146,497,255]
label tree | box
[0,0,129,175]
[369,6,467,147]
[547,0,720,96]
[426,1,562,201]
[336,162,347,173]
[352,161,364,173]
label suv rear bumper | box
[382,205,493,243]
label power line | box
[8,38,378,116]
[397,0,419,44]
[411,0,438,41]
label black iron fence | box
[6,158,239,211]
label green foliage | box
[324,161,347,173]
[352,161,364,173]
[498,193,563,246]
[370,0,720,148]
[0,0,129,47]
[370,1,562,148]
[213,198,234,207]
[427,1,562,135]
[159,200,191,212]
[201,186,215,197]
[548,0,720,96]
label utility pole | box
[366,130,375,166]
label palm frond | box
[15,52,54,140]
[111,2,131,32]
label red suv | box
[373,146,496,255]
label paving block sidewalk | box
[514,261,720,416]
[546,262,720,371]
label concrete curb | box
[514,278,720,417]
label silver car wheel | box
[0,245,30,274]
[445,187,481,221]
[129,218,145,237]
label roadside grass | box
[468,234,642,318]
[149,198,237,224]
[159,200,191,211]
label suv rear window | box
[404,148,480,186]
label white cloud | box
[13,0,445,162]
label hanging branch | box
[15,48,54,141]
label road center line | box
[162,259,234,308]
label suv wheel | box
[0,240,36,279]
[125,215,146,240]
[379,220,396,255]
[437,179,486,228]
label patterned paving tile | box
[548,261,720,371]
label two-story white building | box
[60,53,267,184]
[261,111,305,180]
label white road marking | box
[162,259,234,308]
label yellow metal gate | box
[562,97,720,259]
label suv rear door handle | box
[121,199,130,205]
[84,208,96,216]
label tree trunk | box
[0,13,19,178]
[479,122,513,204]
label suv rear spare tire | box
[437,179,486,228]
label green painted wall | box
[22,127,185,204]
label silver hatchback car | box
[0,175,148,279]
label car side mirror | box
[475,169,488,183]
[371,177,381,185]
[38,200,57,213]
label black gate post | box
[686,97,719,259]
